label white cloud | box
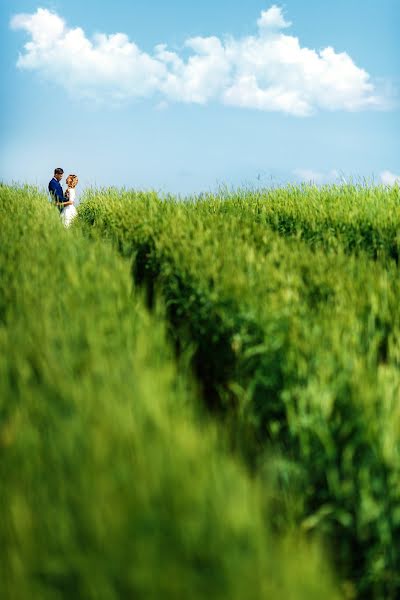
[155,37,231,104]
[294,169,341,183]
[10,8,166,103]
[257,5,291,31]
[10,5,386,115]
[380,170,400,186]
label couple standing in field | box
[48,167,79,227]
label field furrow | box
[77,186,400,598]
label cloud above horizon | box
[294,168,341,184]
[294,168,400,186]
[380,170,400,186]
[11,5,386,116]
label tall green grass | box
[195,184,400,261]
[78,185,400,598]
[0,185,339,600]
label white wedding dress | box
[61,187,78,228]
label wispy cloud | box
[294,169,342,184]
[380,170,400,186]
[294,169,400,186]
[10,5,387,115]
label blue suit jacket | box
[48,177,66,212]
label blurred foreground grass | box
[77,184,400,598]
[0,185,339,599]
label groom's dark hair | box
[54,167,64,175]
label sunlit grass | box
[77,183,400,598]
[0,185,340,600]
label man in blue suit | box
[48,167,72,213]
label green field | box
[1,182,399,599]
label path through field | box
[1,186,344,600]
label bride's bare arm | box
[64,188,74,205]
[55,200,73,207]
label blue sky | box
[1,0,399,195]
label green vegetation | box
[77,184,400,598]
[202,184,400,261]
[0,185,339,600]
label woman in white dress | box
[62,174,79,228]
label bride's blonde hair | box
[66,174,79,188]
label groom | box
[48,167,72,213]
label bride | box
[62,174,79,227]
